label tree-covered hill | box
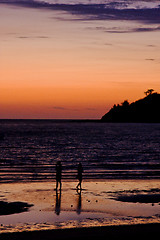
[101,92,160,123]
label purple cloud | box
[0,1,160,24]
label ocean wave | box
[0,121,160,182]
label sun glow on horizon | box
[0,3,160,119]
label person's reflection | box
[76,189,82,215]
[55,188,61,215]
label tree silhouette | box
[144,89,154,96]
[121,100,129,107]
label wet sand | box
[0,180,160,237]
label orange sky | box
[0,5,160,119]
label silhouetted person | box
[56,161,62,190]
[76,188,82,215]
[76,163,83,190]
[55,188,61,215]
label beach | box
[0,180,160,238]
[1,0,160,237]
[0,122,160,238]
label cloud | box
[145,59,155,61]
[18,36,49,39]
[104,43,113,46]
[52,106,68,110]
[145,58,160,64]
[147,45,156,48]
[52,107,78,111]
[93,25,160,34]
[1,1,160,24]
[52,106,96,111]
[134,26,160,32]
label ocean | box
[0,120,160,183]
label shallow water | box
[0,120,160,182]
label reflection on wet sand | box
[55,188,61,215]
[76,189,82,215]
[55,188,83,215]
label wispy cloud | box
[52,106,96,111]
[95,25,160,34]
[52,106,68,110]
[52,107,79,111]
[147,44,156,48]
[1,1,160,23]
[145,58,155,61]
[135,26,160,32]
[18,36,49,39]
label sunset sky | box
[0,0,160,119]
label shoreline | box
[0,223,160,240]
[0,178,160,184]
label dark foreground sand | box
[0,223,159,240]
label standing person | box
[56,161,62,190]
[76,163,83,190]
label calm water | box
[0,120,160,183]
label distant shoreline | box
[1,119,160,123]
[0,119,100,122]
